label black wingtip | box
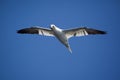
[86,28,107,35]
[17,29,26,34]
[17,27,39,34]
[17,30,21,33]
[17,30,20,33]
[99,31,107,34]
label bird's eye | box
[51,25,54,28]
[50,24,55,29]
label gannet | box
[17,24,106,53]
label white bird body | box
[17,24,106,53]
[50,25,72,53]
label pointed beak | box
[50,25,55,29]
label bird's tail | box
[68,47,72,53]
[64,42,72,53]
[66,45,72,53]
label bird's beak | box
[50,26,55,30]
[50,26,53,29]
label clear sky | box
[0,0,120,80]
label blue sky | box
[0,0,120,80]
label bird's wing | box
[63,27,106,39]
[17,26,54,36]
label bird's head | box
[50,24,56,29]
[50,24,62,31]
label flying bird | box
[17,24,106,53]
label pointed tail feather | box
[67,46,72,53]
[65,42,72,53]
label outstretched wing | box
[63,27,106,39]
[17,26,54,36]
